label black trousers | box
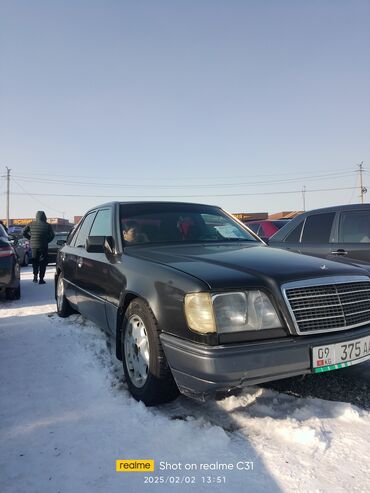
[32,248,48,280]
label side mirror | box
[86,236,115,254]
[56,239,66,246]
[86,236,105,253]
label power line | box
[12,170,354,190]
[9,185,359,199]
[9,166,354,181]
[11,177,66,215]
[348,170,359,204]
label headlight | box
[185,291,280,334]
[184,293,216,333]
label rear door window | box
[301,213,335,244]
[339,210,370,243]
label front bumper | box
[160,325,370,400]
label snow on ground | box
[1,267,369,493]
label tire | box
[22,253,29,267]
[122,299,179,406]
[5,285,21,300]
[56,274,74,317]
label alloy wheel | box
[124,314,150,388]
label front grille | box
[283,278,370,334]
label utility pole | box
[302,185,306,211]
[358,162,367,204]
[5,166,10,228]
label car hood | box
[129,242,369,290]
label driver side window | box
[90,209,112,237]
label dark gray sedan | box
[55,201,370,405]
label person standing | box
[23,211,55,284]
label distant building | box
[233,212,268,222]
[2,217,74,233]
[268,211,303,220]
[233,211,303,223]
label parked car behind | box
[48,232,69,263]
[0,224,21,300]
[269,204,370,265]
[17,238,32,265]
[6,227,30,266]
[9,237,30,267]
[246,219,290,241]
[55,201,370,406]
[7,226,24,237]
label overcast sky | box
[1,0,369,221]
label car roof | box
[298,203,370,214]
[85,201,220,213]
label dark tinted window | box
[284,220,304,243]
[339,210,370,243]
[72,212,96,248]
[301,213,335,243]
[90,209,112,237]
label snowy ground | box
[1,267,370,493]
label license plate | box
[312,335,370,373]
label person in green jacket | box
[23,211,55,284]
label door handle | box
[331,249,348,256]
[77,257,83,268]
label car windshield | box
[120,203,258,245]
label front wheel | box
[122,299,179,406]
[56,274,74,317]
